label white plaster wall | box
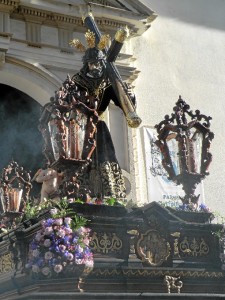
[132,0,225,215]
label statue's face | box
[87,60,103,78]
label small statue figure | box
[32,168,63,203]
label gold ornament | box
[97,34,111,50]
[85,30,96,48]
[69,39,86,52]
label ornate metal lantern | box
[155,96,214,206]
[0,161,31,219]
[39,75,98,168]
[39,75,99,199]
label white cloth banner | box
[143,127,205,205]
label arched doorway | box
[0,84,44,197]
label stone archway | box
[0,84,44,197]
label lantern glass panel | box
[48,120,60,161]
[0,188,5,213]
[166,132,181,176]
[187,128,203,174]
[8,188,23,212]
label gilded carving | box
[180,237,209,256]
[164,275,183,293]
[136,229,170,266]
[90,232,122,254]
[171,232,181,258]
[92,268,223,279]
[0,252,15,273]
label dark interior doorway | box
[0,84,44,197]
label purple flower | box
[27,216,93,275]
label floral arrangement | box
[159,200,212,213]
[26,207,93,277]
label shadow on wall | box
[141,0,225,31]
[0,84,44,196]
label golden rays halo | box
[70,29,111,52]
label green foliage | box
[105,197,125,206]
[23,201,40,220]
[51,198,73,218]
[71,214,89,230]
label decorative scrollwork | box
[0,253,15,273]
[90,232,122,254]
[180,236,209,256]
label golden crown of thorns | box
[69,30,111,52]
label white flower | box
[85,260,94,268]
[32,265,40,273]
[44,239,52,247]
[64,217,72,224]
[45,251,53,260]
[42,266,51,276]
[67,253,74,261]
[32,249,40,257]
[50,208,58,216]
[57,228,66,237]
[54,264,63,273]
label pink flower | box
[83,237,90,246]
[45,251,53,260]
[44,239,51,247]
[44,227,53,235]
[35,232,43,242]
[53,218,63,226]
[42,266,51,276]
[65,227,72,234]
[54,264,63,273]
[57,229,66,238]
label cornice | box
[0,0,19,12]
[7,1,156,37]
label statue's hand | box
[126,112,142,128]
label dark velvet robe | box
[71,71,126,200]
